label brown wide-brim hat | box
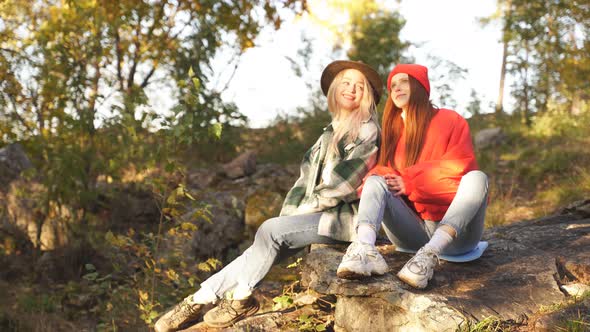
[320,60,383,104]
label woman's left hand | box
[384,174,406,196]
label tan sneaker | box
[203,296,260,328]
[154,295,203,332]
[397,246,439,289]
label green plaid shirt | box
[280,118,380,242]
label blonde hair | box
[326,69,377,153]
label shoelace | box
[344,242,371,262]
[411,249,439,271]
[168,298,200,324]
[216,299,240,316]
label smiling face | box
[334,69,366,112]
[389,72,411,111]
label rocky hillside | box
[1,130,590,331]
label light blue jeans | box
[200,212,341,298]
[357,171,489,255]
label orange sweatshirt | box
[363,108,479,221]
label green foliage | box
[161,67,232,149]
[536,167,590,210]
[538,291,590,332]
[557,319,590,332]
[297,314,327,332]
[273,294,295,311]
[272,281,301,311]
[287,257,303,269]
[475,112,590,227]
[347,8,409,77]
[531,109,590,139]
[17,292,60,314]
[95,183,219,328]
[466,89,483,117]
[458,316,506,332]
[556,312,590,332]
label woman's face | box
[390,73,411,110]
[335,69,365,112]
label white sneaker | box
[337,241,388,279]
[397,246,439,289]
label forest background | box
[0,0,589,330]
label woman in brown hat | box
[155,60,384,331]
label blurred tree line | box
[488,0,589,125]
[0,0,306,221]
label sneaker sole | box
[204,301,260,328]
[337,261,388,279]
[154,302,203,332]
[337,267,370,279]
[397,270,430,289]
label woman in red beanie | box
[337,64,488,289]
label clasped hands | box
[383,174,406,196]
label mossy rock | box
[244,191,284,229]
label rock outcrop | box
[299,211,590,331]
[474,127,505,149]
[222,150,257,179]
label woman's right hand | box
[383,174,406,196]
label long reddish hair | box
[378,76,437,169]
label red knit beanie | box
[387,64,430,96]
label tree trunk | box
[495,0,512,116]
[523,39,531,127]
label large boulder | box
[222,151,257,179]
[244,190,284,230]
[158,191,246,263]
[186,167,221,190]
[300,212,590,331]
[189,191,247,260]
[474,127,505,149]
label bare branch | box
[127,13,144,91]
[218,49,244,93]
[115,29,125,91]
[136,3,165,90]
[140,66,157,89]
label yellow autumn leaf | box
[166,269,179,282]
[138,290,149,301]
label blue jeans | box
[200,213,341,298]
[357,171,488,255]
